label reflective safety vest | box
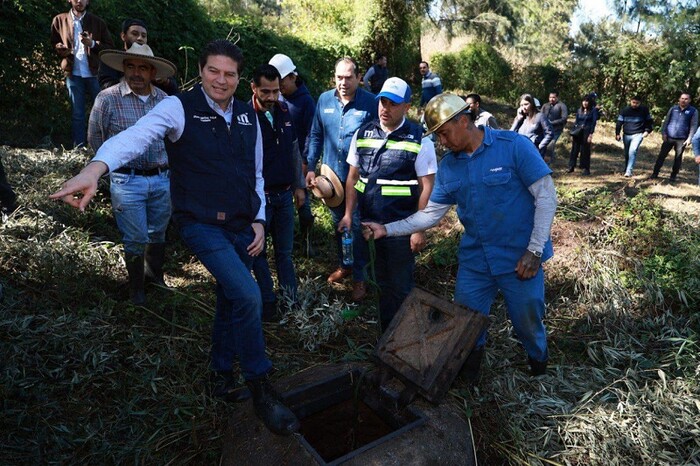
[354,120,423,223]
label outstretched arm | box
[49,161,108,211]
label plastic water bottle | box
[341,227,354,266]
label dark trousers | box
[569,134,591,170]
[373,235,415,329]
[653,138,686,178]
[0,157,17,209]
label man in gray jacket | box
[540,92,568,164]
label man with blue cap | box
[338,77,437,330]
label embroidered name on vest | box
[193,115,217,123]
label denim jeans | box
[373,235,415,328]
[66,75,101,148]
[110,170,171,255]
[252,189,297,302]
[544,129,562,163]
[179,222,272,379]
[653,137,687,178]
[329,197,368,281]
[454,265,548,362]
[623,133,645,174]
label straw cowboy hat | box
[99,43,176,79]
[310,164,344,208]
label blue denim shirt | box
[430,127,553,275]
[307,87,377,182]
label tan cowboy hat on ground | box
[99,43,177,79]
[311,164,344,208]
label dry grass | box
[1,119,700,465]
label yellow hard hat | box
[423,93,470,135]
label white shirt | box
[71,10,92,78]
[93,87,266,221]
[346,118,437,176]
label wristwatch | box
[528,248,543,258]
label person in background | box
[651,92,698,182]
[419,61,443,107]
[362,93,557,381]
[363,54,388,95]
[615,95,653,177]
[51,40,300,436]
[306,57,378,302]
[540,91,568,164]
[511,93,553,157]
[98,18,178,95]
[0,157,18,216]
[691,126,700,186]
[51,0,114,148]
[568,95,598,175]
[268,53,317,257]
[89,44,176,305]
[249,64,305,321]
[339,77,437,330]
[465,93,499,129]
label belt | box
[265,185,292,194]
[114,166,169,176]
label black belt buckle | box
[114,166,169,177]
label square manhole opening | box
[282,368,426,465]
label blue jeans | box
[454,265,548,362]
[252,189,297,302]
[329,197,367,281]
[66,75,101,148]
[544,129,562,163]
[179,222,272,379]
[373,236,415,328]
[623,133,644,174]
[110,170,171,255]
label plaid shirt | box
[88,80,168,169]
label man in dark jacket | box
[50,40,300,437]
[615,96,653,177]
[269,54,317,257]
[249,64,305,320]
[98,18,178,95]
[651,92,698,181]
[363,54,388,94]
[51,0,114,148]
[540,92,568,164]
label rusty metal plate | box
[376,287,489,403]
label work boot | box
[261,300,279,323]
[457,347,484,385]
[351,281,367,302]
[246,377,300,436]
[528,356,548,376]
[124,253,146,306]
[144,243,168,287]
[327,267,352,283]
[299,219,317,258]
[210,371,251,403]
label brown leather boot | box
[327,266,352,283]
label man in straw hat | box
[51,40,300,436]
[307,57,377,301]
[88,43,177,306]
[362,93,558,381]
[98,18,178,95]
[339,77,437,330]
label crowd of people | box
[0,0,690,438]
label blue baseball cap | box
[376,77,411,104]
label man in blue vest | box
[306,57,378,301]
[339,77,437,330]
[363,93,558,380]
[651,92,698,181]
[249,64,305,320]
[363,54,388,95]
[50,40,300,436]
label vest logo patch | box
[217,212,226,220]
[353,110,365,116]
[490,167,503,172]
[194,115,216,123]
[364,130,374,137]
[323,108,335,114]
[285,121,292,127]
[237,113,252,126]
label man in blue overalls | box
[339,77,436,330]
[363,93,558,379]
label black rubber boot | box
[246,377,300,436]
[124,253,146,306]
[144,243,168,287]
[528,356,548,376]
[457,347,484,385]
[299,218,317,258]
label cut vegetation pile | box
[1,123,699,465]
